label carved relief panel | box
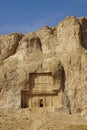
[29,73,53,93]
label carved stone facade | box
[0,16,86,114]
[21,72,62,108]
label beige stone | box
[0,16,86,117]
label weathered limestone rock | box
[0,16,86,116]
[0,33,23,62]
[57,16,87,113]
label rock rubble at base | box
[0,16,86,118]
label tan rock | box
[0,16,86,116]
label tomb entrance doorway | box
[39,99,44,107]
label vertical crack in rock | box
[52,62,71,114]
[0,16,86,114]
[60,66,71,114]
[62,91,71,114]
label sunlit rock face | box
[0,16,87,114]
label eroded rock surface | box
[0,16,87,117]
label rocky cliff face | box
[0,16,87,115]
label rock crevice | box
[0,16,86,115]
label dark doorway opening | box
[39,99,43,107]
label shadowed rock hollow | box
[0,16,87,129]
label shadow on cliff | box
[62,67,71,114]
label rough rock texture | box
[0,109,87,130]
[57,16,87,114]
[0,16,87,117]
